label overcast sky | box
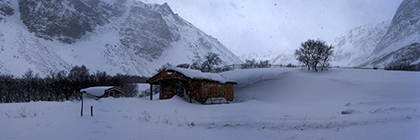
[142,0,403,55]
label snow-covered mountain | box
[238,51,298,65]
[362,0,420,67]
[333,0,420,67]
[331,21,391,67]
[0,0,242,77]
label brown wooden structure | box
[146,68,237,104]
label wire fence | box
[223,64,383,71]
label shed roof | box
[80,86,115,97]
[166,67,235,84]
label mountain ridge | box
[332,0,420,68]
[0,0,242,77]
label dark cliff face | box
[0,0,14,19]
[119,3,176,61]
[16,0,180,60]
[18,0,126,44]
[373,0,420,54]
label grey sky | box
[143,0,403,55]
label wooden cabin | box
[80,86,124,99]
[146,67,237,104]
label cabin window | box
[167,72,173,75]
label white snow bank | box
[1,68,420,140]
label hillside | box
[1,68,419,140]
[0,0,242,77]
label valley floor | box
[1,68,419,140]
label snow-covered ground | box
[1,68,419,140]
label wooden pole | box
[159,81,162,99]
[81,92,83,116]
[189,91,192,103]
[91,106,93,116]
[150,84,153,100]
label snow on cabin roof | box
[166,67,235,84]
[80,86,115,97]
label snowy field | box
[1,68,419,140]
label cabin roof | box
[165,67,235,84]
[80,86,123,97]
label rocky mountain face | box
[373,0,420,55]
[369,43,420,67]
[18,0,126,44]
[333,0,420,68]
[0,0,242,77]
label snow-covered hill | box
[1,68,419,140]
[0,0,242,77]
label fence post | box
[81,92,83,116]
[91,106,93,116]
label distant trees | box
[0,65,138,103]
[156,52,237,73]
[241,59,271,69]
[295,39,333,72]
[157,52,274,74]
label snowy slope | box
[1,68,419,140]
[0,0,242,77]
[333,0,420,67]
[331,21,390,67]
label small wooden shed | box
[80,86,124,99]
[146,67,237,104]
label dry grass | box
[2,106,43,118]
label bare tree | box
[201,52,222,72]
[295,39,333,72]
